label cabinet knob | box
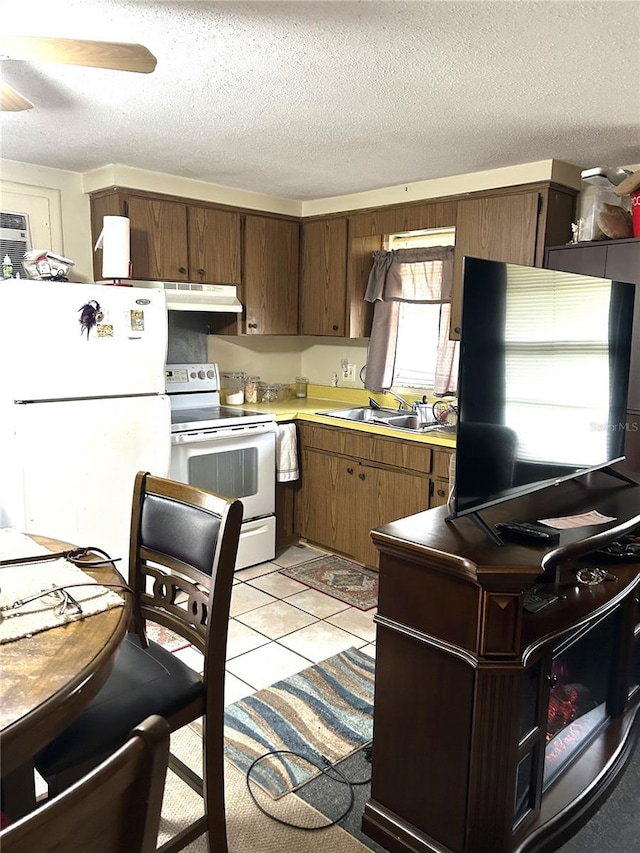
[358,472,365,480]
[332,324,339,331]
[178,267,187,274]
[454,326,461,334]
[347,467,354,475]
[437,488,446,497]
[197,268,205,277]
[248,322,258,330]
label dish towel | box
[276,423,299,482]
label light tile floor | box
[173,543,377,705]
[226,543,377,703]
[32,545,376,799]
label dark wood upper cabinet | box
[127,195,189,281]
[90,182,576,341]
[451,191,541,337]
[90,191,242,285]
[243,214,299,335]
[604,239,640,284]
[544,243,607,276]
[89,191,123,281]
[451,185,577,339]
[299,217,348,336]
[91,190,174,281]
[186,206,241,285]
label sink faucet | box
[385,390,412,411]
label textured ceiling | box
[1,0,639,201]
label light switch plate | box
[342,363,356,381]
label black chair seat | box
[35,634,203,778]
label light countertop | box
[233,385,456,450]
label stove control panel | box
[166,363,220,393]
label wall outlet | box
[342,363,356,381]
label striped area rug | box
[224,646,375,799]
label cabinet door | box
[300,217,348,336]
[187,206,241,284]
[430,449,453,507]
[297,448,342,550]
[604,241,640,285]
[127,196,189,281]
[451,192,541,337]
[90,192,125,280]
[349,464,429,567]
[347,234,381,338]
[244,215,299,334]
[545,244,607,277]
[333,461,369,561]
[297,449,430,568]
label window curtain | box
[363,246,457,394]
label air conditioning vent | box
[0,211,32,274]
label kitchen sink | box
[320,406,457,435]
[320,406,442,433]
[319,406,384,423]
[383,413,421,430]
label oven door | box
[169,425,275,521]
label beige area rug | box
[160,725,372,852]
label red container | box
[632,190,640,238]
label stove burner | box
[170,404,273,432]
[167,363,274,432]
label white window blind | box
[504,267,612,466]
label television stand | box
[601,464,639,487]
[465,510,505,546]
[364,473,640,853]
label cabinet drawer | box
[300,423,372,458]
[432,449,453,480]
[368,436,432,473]
[300,423,433,473]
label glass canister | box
[295,376,308,398]
[244,375,260,404]
[576,168,633,242]
[261,384,278,403]
[222,371,246,405]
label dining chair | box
[2,714,170,853]
[34,471,244,853]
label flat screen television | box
[446,257,636,544]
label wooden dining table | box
[0,536,131,818]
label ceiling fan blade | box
[0,36,157,73]
[0,81,33,111]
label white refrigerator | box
[0,280,171,562]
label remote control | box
[495,520,559,542]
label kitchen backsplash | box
[207,333,369,389]
[167,312,210,363]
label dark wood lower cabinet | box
[294,423,453,568]
[275,480,298,549]
[363,473,640,853]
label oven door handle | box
[171,424,275,444]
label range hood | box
[106,280,243,313]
